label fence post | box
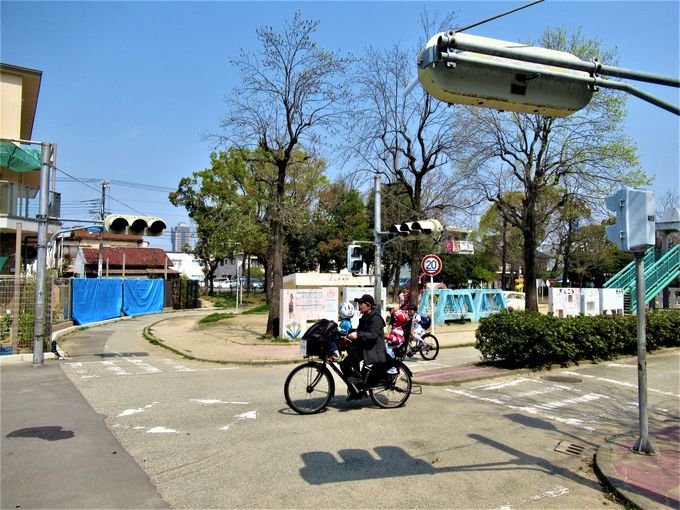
[11,221,22,353]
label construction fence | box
[0,277,199,355]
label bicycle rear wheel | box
[284,362,335,414]
[369,362,412,408]
[419,333,439,360]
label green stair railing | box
[604,247,655,290]
[630,244,680,313]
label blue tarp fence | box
[71,278,164,325]
[123,279,164,317]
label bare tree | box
[216,12,352,336]
[455,27,646,311]
[346,12,471,299]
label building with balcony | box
[0,63,60,274]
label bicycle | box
[397,329,439,361]
[284,336,413,415]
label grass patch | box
[198,312,234,325]
[242,304,269,315]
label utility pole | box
[32,142,53,366]
[97,180,109,278]
[373,175,382,310]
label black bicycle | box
[284,335,413,414]
[400,332,439,361]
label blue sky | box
[2,1,678,251]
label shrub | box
[475,310,679,368]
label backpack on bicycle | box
[300,319,338,357]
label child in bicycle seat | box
[408,304,426,348]
[384,308,408,358]
[327,302,355,361]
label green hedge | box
[475,310,680,368]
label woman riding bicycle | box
[343,294,387,384]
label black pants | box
[340,342,362,378]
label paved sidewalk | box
[595,426,680,509]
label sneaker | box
[386,367,398,375]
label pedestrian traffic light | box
[389,219,442,241]
[104,214,167,236]
[347,244,364,274]
[605,188,656,252]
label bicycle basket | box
[300,319,338,357]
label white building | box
[215,254,262,280]
[166,252,204,281]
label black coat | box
[356,308,388,364]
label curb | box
[594,434,646,510]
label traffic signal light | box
[389,219,442,241]
[347,244,364,274]
[417,32,593,118]
[605,188,656,252]
[104,214,167,236]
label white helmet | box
[338,302,355,319]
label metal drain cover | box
[541,375,583,383]
[554,441,586,456]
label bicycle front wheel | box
[369,362,412,409]
[284,362,335,414]
[420,333,439,360]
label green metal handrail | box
[604,247,655,290]
[630,245,680,312]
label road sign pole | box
[430,275,435,334]
[632,252,655,455]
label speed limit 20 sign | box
[421,254,442,276]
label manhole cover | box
[541,375,583,383]
[554,441,586,456]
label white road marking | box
[190,399,251,405]
[495,485,571,509]
[562,371,679,398]
[117,402,159,417]
[147,426,179,434]
[476,378,535,391]
[235,411,257,420]
[447,389,597,431]
[607,363,636,368]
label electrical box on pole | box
[605,188,656,252]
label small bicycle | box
[399,331,439,361]
[284,328,413,414]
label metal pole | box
[374,175,382,311]
[632,252,656,454]
[11,221,22,354]
[32,142,52,366]
[430,275,435,335]
[97,180,108,278]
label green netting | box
[0,141,41,172]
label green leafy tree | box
[216,12,352,336]
[456,27,647,311]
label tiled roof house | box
[74,246,177,278]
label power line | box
[55,166,147,215]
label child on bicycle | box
[385,308,408,358]
[407,304,427,348]
[327,302,355,361]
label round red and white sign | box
[421,254,442,276]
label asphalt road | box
[45,315,680,508]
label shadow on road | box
[300,434,601,493]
